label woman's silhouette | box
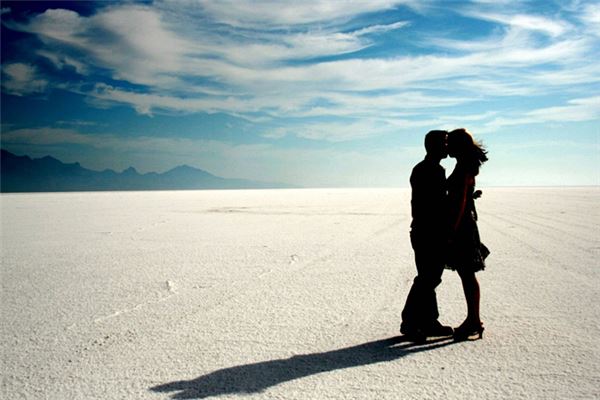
[446,128,489,340]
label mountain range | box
[0,150,292,192]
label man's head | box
[424,130,448,160]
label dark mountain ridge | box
[0,149,292,192]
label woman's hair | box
[448,128,488,175]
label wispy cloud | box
[10,6,191,86]
[579,3,600,37]
[1,63,48,96]
[353,20,410,36]
[453,78,535,96]
[186,0,413,28]
[527,64,600,86]
[463,11,571,37]
[525,96,600,122]
[2,127,99,147]
[37,50,89,75]
[481,96,600,131]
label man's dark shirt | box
[410,156,447,234]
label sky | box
[1,0,599,187]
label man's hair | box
[424,130,447,154]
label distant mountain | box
[0,150,293,192]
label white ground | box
[1,188,599,399]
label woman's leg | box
[457,269,481,325]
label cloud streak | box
[463,11,571,37]
[189,0,413,28]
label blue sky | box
[1,0,599,187]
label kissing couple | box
[400,128,490,342]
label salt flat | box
[1,188,599,399]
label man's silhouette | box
[400,130,453,340]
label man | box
[400,130,453,340]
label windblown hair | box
[448,128,488,175]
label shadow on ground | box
[150,336,455,399]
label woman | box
[446,128,489,340]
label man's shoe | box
[424,321,454,337]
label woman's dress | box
[446,166,490,272]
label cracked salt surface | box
[1,188,599,399]
[93,280,177,324]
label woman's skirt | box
[447,210,490,272]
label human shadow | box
[150,336,455,399]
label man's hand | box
[473,190,482,199]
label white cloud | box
[353,20,410,36]
[291,120,393,142]
[87,83,304,116]
[190,0,412,28]
[580,3,600,37]
[454,78,535,96]
[205,20,407,67]
[432,26,588,68]
[72,28,593,135]
[16,6,192,87]
[310,91,471,116]
[10,4,410,87]
[260,127,289,140]
[201,35,589,95]
[464,10,571,37]
[437,111,499,123]
[205,31,369,68]
[37,50,89,75]
[525,96,600,122]
[10,3,595,91]
[85,80,473,126]
[482,96,600,131]
[528,64,600,86]
[56,120,98,127]
[25,8,85,43]
[1,63,48,96]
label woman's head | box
[448,128,488,174]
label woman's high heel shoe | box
[453,321,484,341]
